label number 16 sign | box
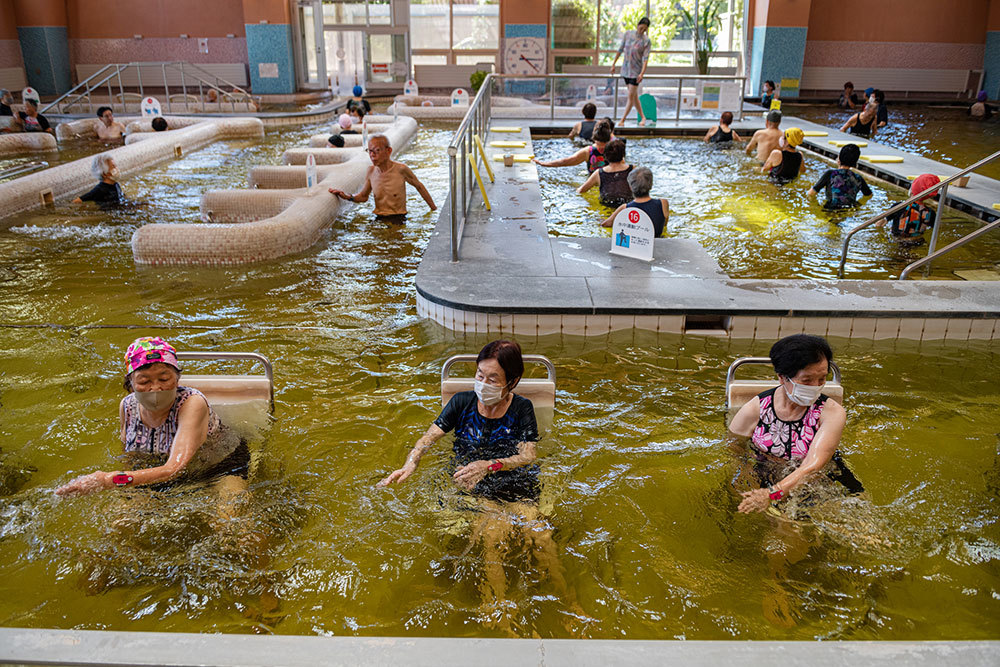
[610,207,654,261]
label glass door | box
[366,31,410,85]
[295,0,327,88]
[325,29,366,95]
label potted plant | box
[470,69,488,94]
[676,1,723,75]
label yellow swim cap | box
[784,127,804,147]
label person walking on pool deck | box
[329,134,436,219]
[577,138,633,207]
[95,106,126,141]
[609,16,652,127]
[569,102,598,141]
[762,127,806,185]
[745,110,782,162]
[704,111,742,144]
[808,143,872,210]
[602,166,669,237]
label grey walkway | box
[416,119,1000,332]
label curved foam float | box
[829,140,867,147]
[802,131,828,136]
[132,115,419,266]
[861,155,904,163]
[0,132,57,156]
[490,140,527,148]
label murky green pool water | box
[0,121,998,640]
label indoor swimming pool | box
[0,122,997,640]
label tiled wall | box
[417,294,999,342]
[245,23,295,95]
[749,26,808,98]
[804,40,985,70]
[16,26,71,94]
[986,31,1000,98]
[0,39,23,68]
[70,38,248,66]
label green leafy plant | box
[676,0,723,74]
[470,69,488,93]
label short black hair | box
[720,111,733,125]
[764,80,775,91]
[769,334,833,379]
[328,134,345,147]
[844,81,854,89]
[874,89,885,104]
[839,143,861,167]
[151,117,168,131]
[604,138,626,163]
[352,107,366,119]
[96,106,112,117]
[592,119,613,143]
[477,339,524,389]
[637,16,650,26]
[766,110,782,125]
[582,102,597,119]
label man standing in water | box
[329,134,436,221]
[610,17,652,127]
[95,106,126,141]
[745,110,783,162]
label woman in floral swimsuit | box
[728,334,861,513]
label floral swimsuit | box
[751,387,827,460]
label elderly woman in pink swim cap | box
[56,337,249,497]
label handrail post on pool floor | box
[675,77,683,121]
[837,148,1000,278]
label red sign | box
[372,63,389,75]
[628,210,640,223]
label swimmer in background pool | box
[533,118,613,174]
[745,110,782,162]
[379,340,583,633]
[841,98,879,139]
[704,111,743,145]
[95,106,126,141]
[568,102,598,142]
[329,134,437,220]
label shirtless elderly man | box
[745,110,782,162]
[95,106,126,141]
[329,134,436,219]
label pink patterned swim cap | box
[125,336,180,374]
[338,113,352,129]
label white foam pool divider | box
[55,116,143,140]
[130,115,419,266]
[0,117,264,220]
[0,131,57,156]
[389,94,613,120]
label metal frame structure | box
[175,351,275,411]
[441,353,556,384]
[724,357,842,410]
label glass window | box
[455,55,495,67]
[599,0,647,52]
[452,0,499,50]
[412,54,447,66]
[551,0,598,50]
[323,0,367,25]
[367,0,391,25]
[410,0,451,51]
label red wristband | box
[768,486,784,501]
[488,460,504,473]
[112,472,133,487]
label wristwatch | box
[112,472,134,487]
[487,459,504,473]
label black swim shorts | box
[623,77,639,86]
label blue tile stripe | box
[16,26,71,95]
[984,31,1000,100]
[750,26,807,99]
[245,23,295,95]
[505,23,547,39]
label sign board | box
[718,81,741,112]
[681,81,701,110]
[609,207,654,262]
[451,88,470,107]
[701,83,721,110]
[306,153,317,189]
[780,77,800,97]
[198,38,209,54]
[362,120,368,147]
[770,99,782,111]
[404,79,419,96]
[140,96,162,117]
[258,62,279,79]
[585,84,597,102]
[372,63,389,75]
[21,87,39,105]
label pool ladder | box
[837,148,1000,279]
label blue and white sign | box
[451,88,470,108]
[306,153,317,189]
[140,96,163,117]
[21,87,39,105]
[404,79,419,96]
[585,85,597,103]
[610,206,654,261]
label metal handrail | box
[0,160,48,180]
[899,217,1000,280]
[725,357,842,410]
[175,351,274,409]
[446,72,747,261]
[836,148,1000,278]
[441,354,556,383]
[43,62,250,115]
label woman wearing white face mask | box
[728,334,860,514]
[379,339,539,501]
[56,337,248,497]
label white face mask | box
[135,388,177,411]
[474,379,505,406]
[782,378,824,406]
[108,167,120,181]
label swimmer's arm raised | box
[378,424,446,486]
[401,165,437,211]
[577,169,599,195]
[602,203,626,227]
[533,147,587,168]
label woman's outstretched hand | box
[56,471,112,497]
[378,463,416,487]
[738,488,772,513]
[453,460,490,491]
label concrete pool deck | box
[415,116,1000,341]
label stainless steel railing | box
[836,148,1000,278]
[0,160,48,180]
[899,218,1000,280]
[446,72,747,261]
[42,62,252,115]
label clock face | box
[504,37,546,75]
